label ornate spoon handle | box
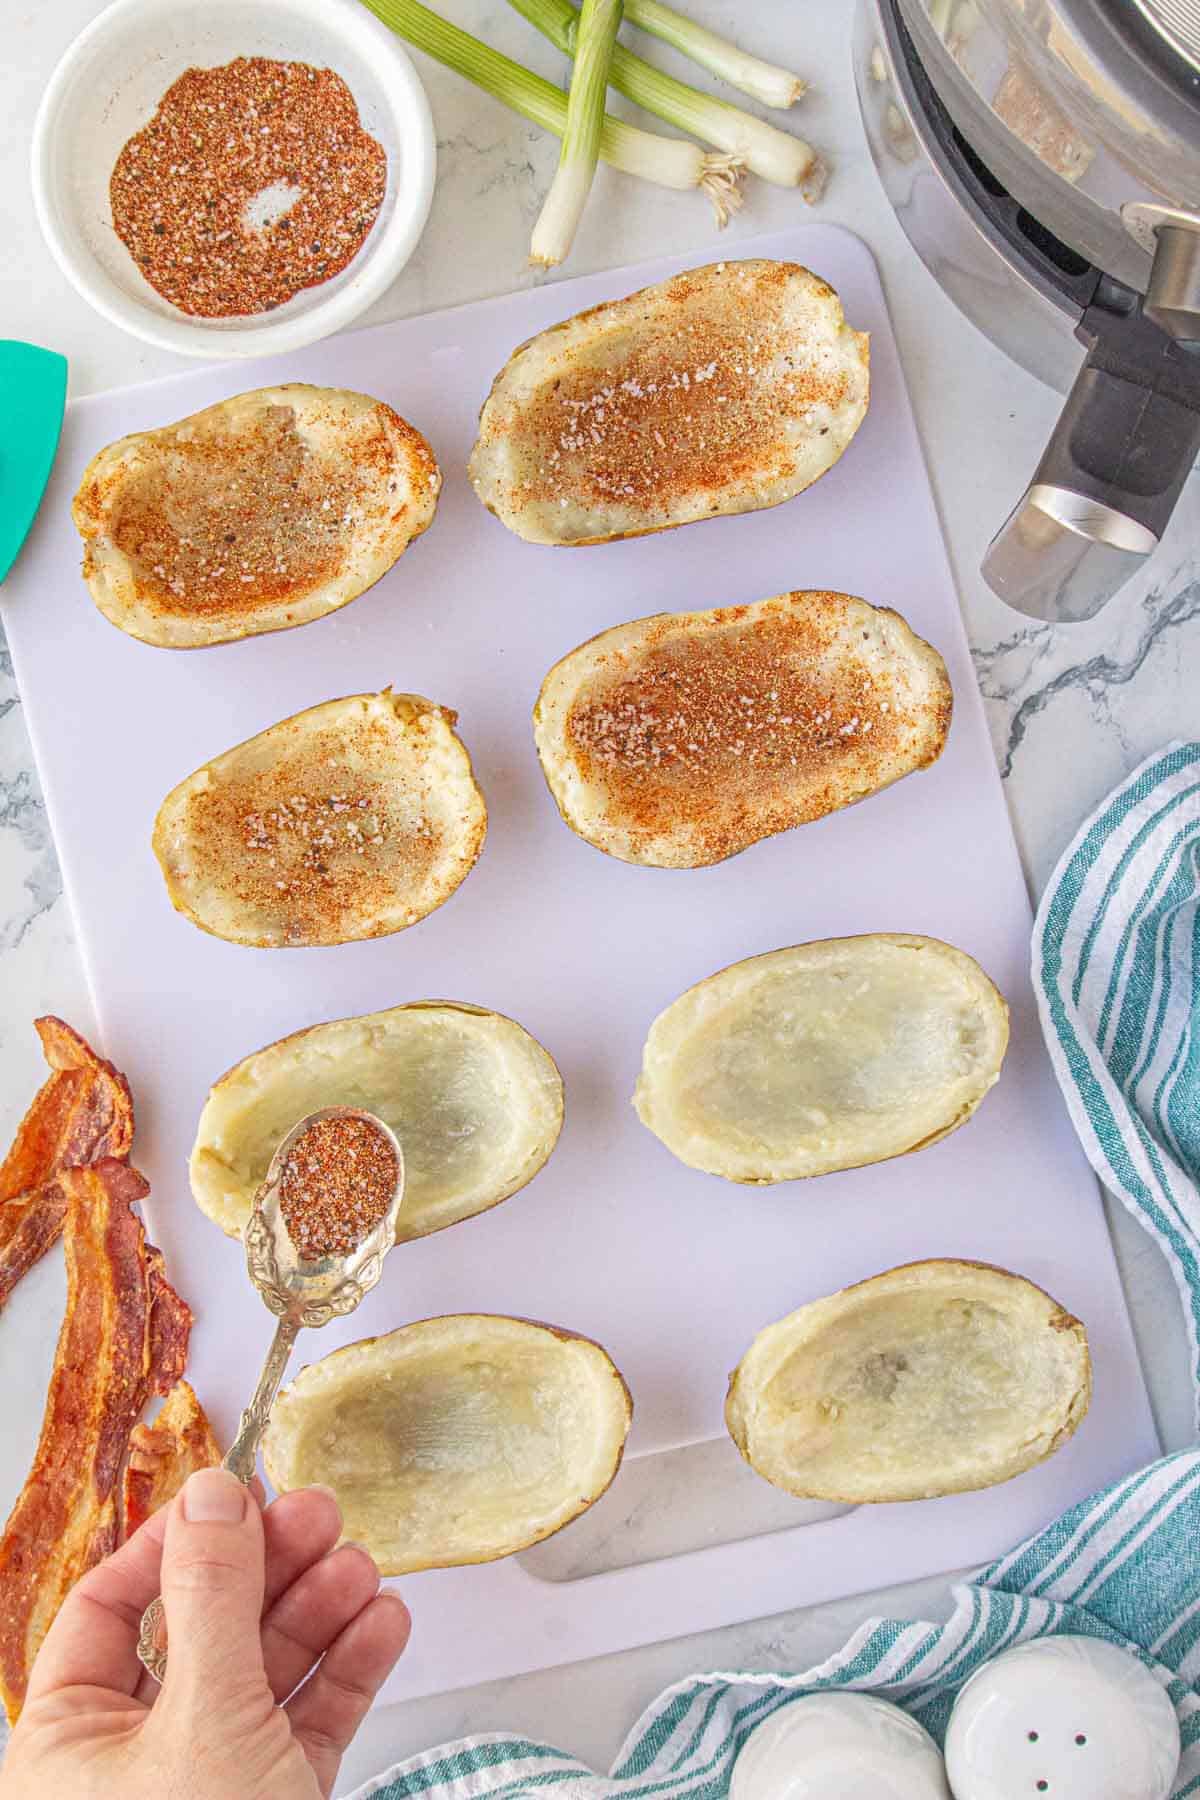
[222,1314,300,1485]
[136,1315,300,1683]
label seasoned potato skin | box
[469,260,869,547]
[152,691,486,948]
[72,384,440,649]
[533,592,952,869]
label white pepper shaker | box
[731,1693,952,1800]
[944,1636,1181,1799]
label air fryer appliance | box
[853,0,1200,622]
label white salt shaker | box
[731,1693,952,1800]
[944,1636,1181,1799]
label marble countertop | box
[2,2,1198,1791]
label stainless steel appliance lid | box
[897,0,1200,296]
[1129,0,1200,76]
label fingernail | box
[183,1468,248,1523]
[309,1483,342,1510]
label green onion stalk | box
[531,0,623,267]
[509,0,825,193]
[623,0,807,110]
[358,0,744,223]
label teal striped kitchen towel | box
[1033,741,1200,1427]
[352,1451,1200,1799]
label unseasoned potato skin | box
[263,1314,633,1573]
[634,934,1009,1182]
[726,1258,1091,1503]
[189,1000,564,1241]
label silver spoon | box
[136,1104,405,1683]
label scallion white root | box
[531,0,623,267]
[359,0,744,220]
[624,0,806,109]
[509,0,823,190]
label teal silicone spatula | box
[0,341,68,582]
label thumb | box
[158,1467,267,1711]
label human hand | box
[0,1468,411,1799]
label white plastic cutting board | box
[1,227,1156,1702]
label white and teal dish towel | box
[1034,740,1200,1425]
[353,1450,1200,1799]
[354,744,1200,1800]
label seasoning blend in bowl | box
[31,0,436,357]
[109,57,387,320]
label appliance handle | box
[982,291,1200,623]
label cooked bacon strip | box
[0,1018,133,1307]
[124,1381,221,1537]
[146,1246,194,1395]
[0,1160,190,1722]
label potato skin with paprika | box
[469,260,869,546]
[534,591,951,868]
[152,691,486,948]
[72,385,440,649]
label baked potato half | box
[72,385,440,648]
[469,260,869,546]
[534,591,951,868]
[263,1316,632,1573]
[190,1002,563,1240]
[634,935,1008,1182]
[152,691,486,947]
[726,1260,1091,1502]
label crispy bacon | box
[124,1381,221,1537]
[0,1018,133,1308]
[0,1160,190,1722]
[146,1246,194,1396]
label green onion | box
[623,0,806,110]
[359,0,744,220]
[508,0,824,192]
[531,0,623,267]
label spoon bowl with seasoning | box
[136,1104,405,1682]
[31,0,435,358]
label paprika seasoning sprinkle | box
[109,58,387,319]
[278,1115,398,1261]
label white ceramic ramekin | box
[31,0,436,358]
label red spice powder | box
[110,57,387,319]
[277,1115,397,1261]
